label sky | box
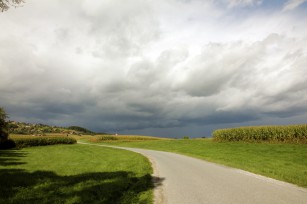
[1,0,307,138]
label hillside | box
[8,121,98,135]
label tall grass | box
[213,124,307,143]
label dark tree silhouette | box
[0,0,24,12]
[0,107,9,143]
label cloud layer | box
[283,0,307,11]
[1,0,307,137]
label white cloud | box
[170,34,307,113]
[226,0,263,8]
[283,0,307,11]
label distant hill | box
[67,126,93,134]
[7,121,104,135]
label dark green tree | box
[0,107,9,143]
[0,0,24,12]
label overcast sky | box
[1,0,307,137]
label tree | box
[0,0,24,12]
[0,107,9,143]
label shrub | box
[213,124,307,143]
[183,136,190,139]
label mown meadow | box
[0,135,155,203]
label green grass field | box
[92,138,307,188]
[0,144,154,204]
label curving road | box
[78,142,307,204]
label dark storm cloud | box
[180,111,261,125]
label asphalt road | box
[79,142,307,204]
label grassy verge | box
[0,144,153,203]
[91,138,307,188]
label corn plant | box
[213,124,307,143]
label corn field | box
[92,135,166,142]
[213,124,307,143]
[10,135,77,148]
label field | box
[90,138,307,187]
[89,134,168,142]
[10,133,93,140]
[0,144,154,203]
[2,131,307,204]
[9,134,76,148]
[213,124,307,143]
